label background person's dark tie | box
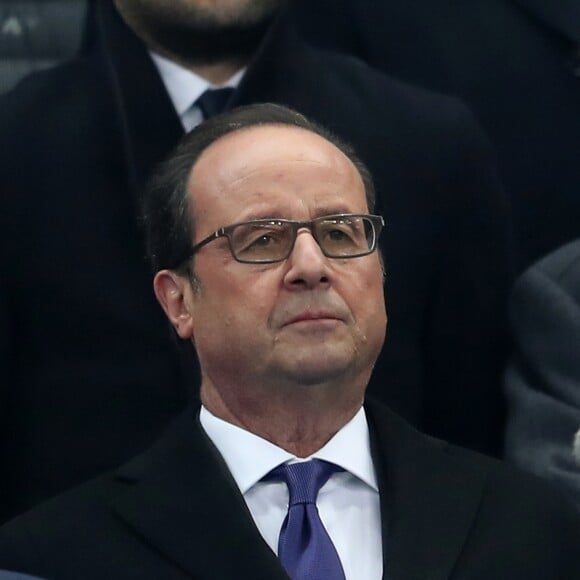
[195,87,235,119]
[270,459,346,580]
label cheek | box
[195,268,280,331]
[351,269,387,325]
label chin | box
[281,351,358,386]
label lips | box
[274,296,350,329]
[284,311,343,326]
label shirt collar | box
[149,50,245,116]
[200,405,378,494]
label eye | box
[320,220,358,244]
[326,228,352,242]
[233,222,290,259]
[250,233,278,247]
[244,225,286,250]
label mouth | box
[284,312,343,326]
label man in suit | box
[0,104,577,580]
[505,238,580,510]
[292,0,580,271]
[0,0,512,522]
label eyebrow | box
[312,204,357,217]
[237,204,360,223]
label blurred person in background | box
[505,238,580,510]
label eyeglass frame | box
[176,213,385,266]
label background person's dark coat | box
[292,0,580,270]
[505,238,580,510]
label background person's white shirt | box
[150,51,244,131]
[200,405,383,580]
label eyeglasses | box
[181,213,384,265]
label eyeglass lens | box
[230,216,376,262]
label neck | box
[187,60,245,85]
[191,63,242,86]
[155,47,246,84]
[201,379,366,457]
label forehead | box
[187,125,367,225]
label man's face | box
[174,125,387,397]
[113,0,279,64]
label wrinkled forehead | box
[187,124,364,203]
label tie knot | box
[195,87,235,119]
[271,460,343,506]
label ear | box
[153,270,195,339]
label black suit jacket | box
[0,0,512,521]
[0,399,578,580]
[292,0,580,270]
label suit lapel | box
[511,0,580,44]
[366,399,488,580]
[93,0,184,202]
[111,406,289,580]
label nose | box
[283,229,332,290]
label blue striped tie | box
[270,460,346,580]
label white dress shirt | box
[200,406,383,580]
[149,51,245,131]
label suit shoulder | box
[369,400,579,530]
[448,442,580,530]
[0,475,119,568]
